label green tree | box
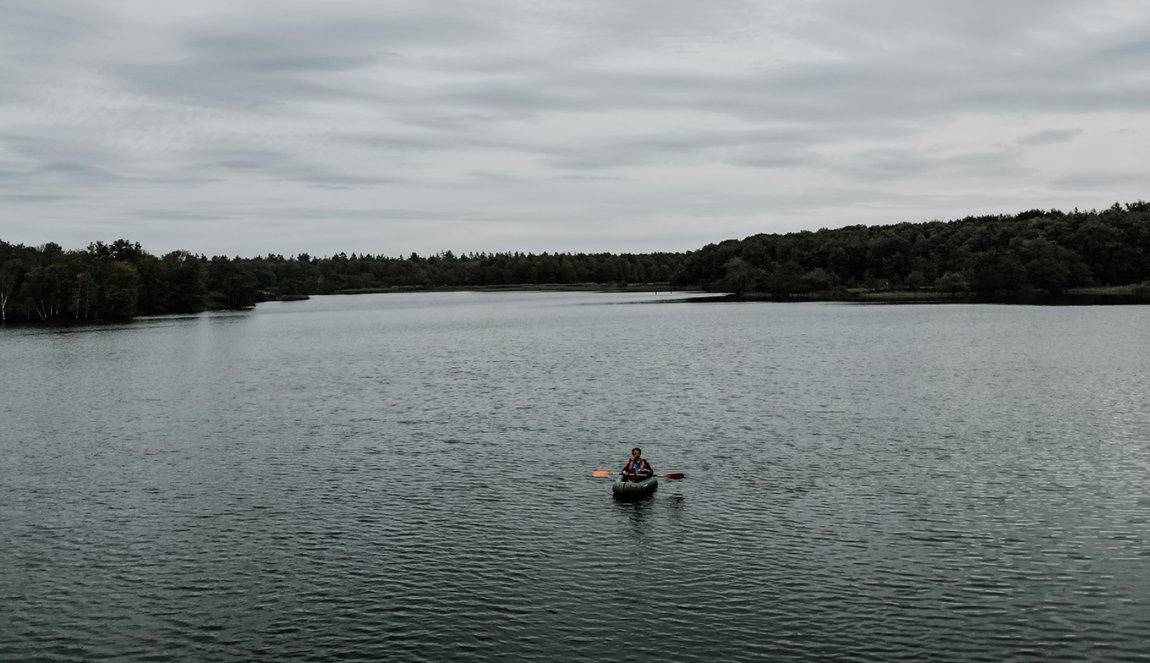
[0,252,25,323]
[103,261,140,317]
[935,271,969,295]
[721,257,757,296]
[803,267,835,292]
[765,261,805,295]
[23,261,71,321]
[970,252,1027,294]
[160,251,205,312]
[205,256,258,308]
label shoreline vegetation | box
[322,282,1150,306]
[2,201,1149,323]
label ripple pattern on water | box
[2,295,1149,662]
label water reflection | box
[614,496,655,537]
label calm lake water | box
[2,292,1149,662]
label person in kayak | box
[621,447,654,482]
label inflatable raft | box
[612,476,658,501]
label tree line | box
[0,240,250,323]
[2,202,1148,322]
[0,238,682,323]
[674,202,1150,297]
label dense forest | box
[678,201,1150,297]
[0,239,683,323]
[2,202,1148,323]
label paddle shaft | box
[593,471,684,480]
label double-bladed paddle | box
[593,470,685,480]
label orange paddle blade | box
[592,470,613,477]
[662,472,685,480]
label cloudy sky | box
[2,1,1147,258]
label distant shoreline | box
[327,282,674,295]
[311,283,1150,305]
[5,285,1147,327]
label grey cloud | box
[3,133,119,165]
[3,0,1149,257]
[1084,28,1150,68]
[263,206,491,223]
[407,53,1145,135]
[114,61,371,111]
[831,147,1027,183]
[108,11,510,110]
[672,186,897,219]
[0,2,116,103]
[1018,129,1082,146]
[383,109,519,133]
[537,124,878,172]
[337,133,456,153]
[177,143,403,188]
[0,0,110,58]
[1049,172,1148,189]
[559,175,630,182]
[182,12,499,59]
[735,154,810,170]
[0,193,81,203]
[128,209,235,222]
[215,160,266,170]
[0,132,218,190]
[465,171,528,184]
[0,156,129,187]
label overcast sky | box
[2,1,1147,258]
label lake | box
[2,292,1148,662]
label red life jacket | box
[627,458,650,474]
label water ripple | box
[2,296,1149,662]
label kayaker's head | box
[631,447,642,459]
